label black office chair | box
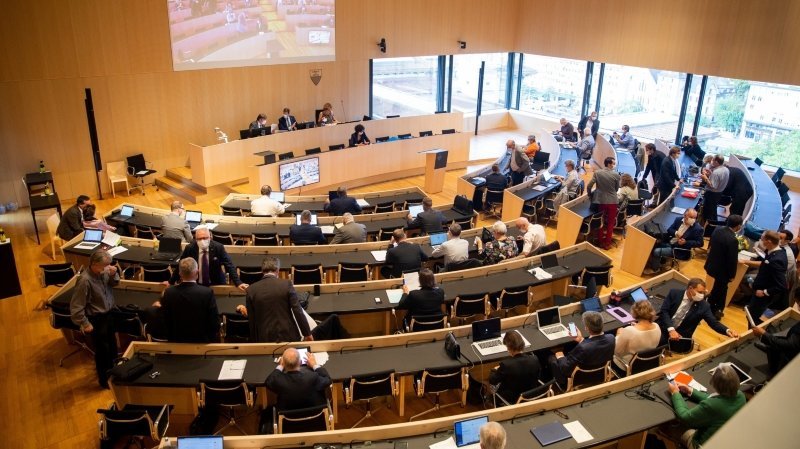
[409,367,468,421]
[49,302,94,367]
[292,264,324,285]
[135,225,156,240]
[579,212,604,244]
[377,226,397,241]
[535,240,560,256]
[273,403,334,434]
[626,199,645,217]
[772,167,786,184]
[565,362,611,392]
[373,201,396,213]
[138,263,171,283]
[668,338,696,355]
[612,345,666,378]
[306,147,322,155]
[345,370,399,428]
[237,266,263,285]
[754,157,764,166]
[221,313,249,343]
[577,264,613,298]
[198,380,255,435]
[329,144,345,151]
[278,152,294,161]
[613,207,628,239]
[40,263,76,287]
[407,313,448,332]
[484,189,504,219]
[252,233,281,246]
[114,311,147,355]
[451,293,488,325]
[212,231,244,246]
[144,322,169,343]
[665,246,694,270]
[98,403,171,449]
[542,198,558,226]
[495,379,556,406]
[220,206,242,216]
[402,198,424,210]
[338,262,370,282]
[532,151,550,171]
[444,258,482,272]
[452,215,474,231]
[126,154,157,196]
[496,287,530,317]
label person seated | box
[82,204,116,232]
[751,322,800,377]
[330,213,366,244]
[612,300,661,374]
[656,278,737,346]
[160,200,193,242]
[555,118,575,142]
[668,363,745,449]
[576,127,595,165]
[610,125,635,150]
[489,331,541,404]
[524,134,540,158]
[348,124,371,147]
[647,209,703,272]
[317,102,337,126]
[277,107,297,131]
[475,221,519,265]
[682,136,705,166]
[266,348,331,411]
[324,186,362,216]
[406,197,446,235]
[514,217,546,258]
[57,194,91,241]
[430,223,469,268]
[289,210,326,245]
[249,113,268,130]
[551,159,581,218]
[157,257,220,343]
[251,185,287,217]
[616,173,639,209]
[395,268,444,328]
[480,422,507,449]
[550,311,615,388]
[381,229,428,278]
[484,164,508,191]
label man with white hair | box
[169,225,247,290]
[514,217,546,257]
[160,200,193,242]
[479,422,507,449]
[330,212,366,244]
[159,257,220,343]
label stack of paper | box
[671,206,687,215]
[107,246,128,256]
[370,250,387,262]
[218,360,246,380]
[403,271,421,291]
[528,267,552,280]
[386,289,404,304]
[320,225,335,234]
[563,421,593,443]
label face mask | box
[691,292,705,302]
[197,239,210,250]
[685,218,696,226]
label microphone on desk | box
[339,344,373,354]
[203,346,239,358]
[271,343,291,358]
[521,312,537,328]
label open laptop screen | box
[454,415,489,447]
[581,296,602,313]
[185,210,202,223]
[158,237,182,254]
[541,253,559,269]
[537,306,561,327]
[83,229,104,242]
[177,435,223,449]
[429,232,447,246]
[541,170,552,183]
[471,317,501,343]
[119,205,134,217]
[409,204,424,218]
[630,287,648,302]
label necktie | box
[673,299,692,328]
[201,250,210,285]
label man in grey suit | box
[586,157,620,250]
[508,139,533,186]
[160,201,193,242]
[330,213,366,244]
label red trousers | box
[598,203,618,247]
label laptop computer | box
[453,415,489,449]
[150,237,182,261]
[429,232,447,248]
[177,435,223,449]
[409,204,424,218]
[541,253,568,276]
[74,229,104,250]
[471,318,506,356]
[581,296,616,324]
[296,213,318,225]
[629,287,648,302]
[117,205,134,222]
[536,306,570,340]
[184,210,202,230]
[540,170,556,185]
[269,191,285,202]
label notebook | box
[185,210,202,230]
[74,229,104,250]
[530,421,572,446]
[150,237,182,261]
[454,415,489,448]
[409,204,424,218]
[580,297,616,324]
[537,306,569,340]
[429,232,447,248]
[296,213,318,225]
[269,191,285,202]
[177,435,223,449]
[606,306,635,324]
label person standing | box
[556,118,575,142]
[705,215,743,319]
[641,143,665,190]
[508,140,532,186]
[742,230,788,324]
[158,257,220,343]
[169,226,247,290]
[70,250,119,388]
[695,155,729,224]
[658,146,682,204]
[57,195,92,241]
[160,200,193,242]
[245,257,313,343]
[578,111,599,138]
[586,157,620,250]
[656,278,738,346]
[722,165,753,217]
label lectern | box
[421,149,448,194]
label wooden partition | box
[500,130,562,222]
[555,194,588,246]
[620,189,678,276]
[219,186,425,212]
[592,133,615,169]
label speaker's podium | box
[420,149,448,194]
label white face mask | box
[691,292,705,302]
[197,239,210,250]
[685,218,696,226]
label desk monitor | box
[278,152,293,161]
[541,170,553,183]
[185,210,202,224]
[296,121,314,130]
[251,127,271,138]
[269,191,285,202]
[119,205,134,218]
[536,306,562,328]
[419,130,433,137]
[375,136,390,143]
[329,143,345,151]
[454,415,489,447]
[296,213,318,225]
[279,157,320,191]
[442,128,456,134]
[239,129,250,140]
[177,435,223,449]
[397,133,412,140]
[408,204,424,218]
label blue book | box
[530,421,571,446]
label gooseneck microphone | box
[203,346,240,358]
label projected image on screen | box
[167,0,336,71]
[279,157,320,191]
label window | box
[679,75,704,141]
[697,77,800,170]
[372,57,439,118]
[598,64,687,142]
[451,53,508,114]
[518,54,585,122]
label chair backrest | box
[252,233,280,246]
[135,225,155,240]
[581,265,612,288]
[378,227,396,241]
[444,258,482,272]
[452,294,488,320]
[292,264,323,285]
[347,370,397,403]
[498,288,529,311]
[40,263,76,287]
[45,213,61,236]
[126,154,146,172]
[199,380,252,408]
[222,313,250,342]
[276,404,331,434]
[485,189,504,204]
[374,201,395,213]
[417,367,467,395]
[329,144,345,151]
[212,231,234,245]
[772,167,786,184]
[626,199,644,216]
[338,263,369,282]
[98,408,157,442]
[567,362,610,391]
[517,379,556,403]
[628,345,666,376]
[587,212,604,230]
[115,311,146,339]
[409,313,447,332]
[403,198,424,209]
[536,241,560,256]
[141,263,172,283]
[238,266,263,285]
[220,206,242,216]
[107,161,128,178]
[50,302,80,331]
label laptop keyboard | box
[477,339,502,349]
[542,326,563,335]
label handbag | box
[444,332,461,360]
[107,355,154,381]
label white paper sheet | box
[528,267,552,280]
[356,199,370,207]
[218,359,246,380]
[564,421,593,443]
[107,246,128,256]
[320,225,335,234]
[204,223,219,230]
[532,185,547,191]
[386,289,404,304]
[370,250,387,262]
[671,207,686,215]
[102,231,121,247]
[429,436,457,449]
[403,271,421,291]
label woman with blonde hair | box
[617,172,639,208]
[613,299,661,373]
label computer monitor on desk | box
[250,127,271,138]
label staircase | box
[155,167,244,204]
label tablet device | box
[296,213,318,225]
[709,362,752,385]
[269,191,285,202]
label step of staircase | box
[165,166,207,193]
[155,166,249,204]
[155,176,207,204]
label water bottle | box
[39,160,45,173]
[0,227,6,243]
[153,236,159,252]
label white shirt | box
[522,224,546,256]
[430,237,469,266]
[250,195,286,217]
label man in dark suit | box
[489,330,540,404]
[324,186,362,216]
[266,348,331,411]
[656,278,738,346]
[407,197,446,235]
[658,146,682,204]
[289,210,327,245]
[244,256,313,343]
[705,215,743,318]
[381,229,428,279]
[57,194,91,241]
[277,107,297,131]
[550,311,615,388]
[484,164,508,191]
[641,143,665,189]
[158,257,220,343]
[169,226,247,290]
[577,111,599,138]
[722,165,754,216]
[647,208,704,272]
[741,230,788,324]
[752,322,800,376]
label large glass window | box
[697,77,800,170]
[451,53,508,113]
[372,57,439,118]
[679,75,704,141]
[519,54,585,122]
[597,64,687,142]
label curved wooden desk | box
[219,187,427,214]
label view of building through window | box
[518,54,584,122]
[451,53,508,113]
[372,57,438,118]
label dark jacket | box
[324,196,362,216]
[246,274,311,343]
[278,115,297,131]
[752,248,788,297]
[665,217,704,259]
[682,144,705,166]
[555,334,615,384]
[408,209,446,235]
[656,289,728,344]
[489,352,541,403]
[385,241,428,278]
[658,156,680,196]
[57,204,84,241]
[348,131,370,147]
[289,223,327,245]
[265,366,332,411]
[485,172,508,191]
[642,151,666,185]
[160,282,220,343]
[397,287,445,326]
[704,226,739,280]
[170,241,242,286]
[722,166,754,198]
[578,115,600,137]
